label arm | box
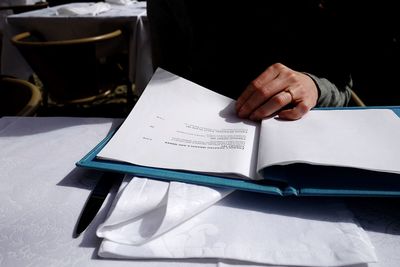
[235,63,352,121]
[235,63,318,120]
[308,73,352,107]
[235,1,353,121]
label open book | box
[78,68,400,196]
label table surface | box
[0,116,399,267]
[8,1,147,18]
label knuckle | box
[273,62,285,71]
[253,108,269,119]
[240,103,251,114]
[273,94,288,106]
[258,89,270,99]
[251,79,263,90]
[286,72,297,81]
[297,102,310,114]
[240,102,256,115]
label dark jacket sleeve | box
[307,73,352,107]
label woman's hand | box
[235,63,319,120]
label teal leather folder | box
[77,106,400,197]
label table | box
[0,0,39,35]
[0,2,153,95]
[0,0,40,6]
[0,116,400,267]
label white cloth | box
[98,177,234,245]
[97,176,377,267]
[56,2,111,16]
[106,0,137,5]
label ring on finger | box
[285,88,295,102]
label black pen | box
[74,171,124,238]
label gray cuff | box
[305,73,352,107]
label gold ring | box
[285,88,294,102]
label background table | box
[0,0,41,6]
[0,116,400,267]
[0,2,153,95]
[0,0,43,42]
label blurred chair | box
[0,2,49,14]
[349,89,366,107]
[11,29,130,109]
[0,76,42,117]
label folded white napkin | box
[105,0,137,5]
[98,176,234,244]
[56,3,111,16]
[97,176,377,266]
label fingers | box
[277,88,315,120]
[235,64,281,113]
[237,77,288,119]
[236,63,319,121]
[277,102,310,120]
[249,90,293,120]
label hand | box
[235,63,318,121]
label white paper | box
[98,68,259,179]
[97,177,377,266]
[257,109,400,174]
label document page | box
[257,109,400,175]
[98,68,260,179]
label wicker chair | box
[0,76,42,117]
[11,29,130,108]
[349,89,366,107]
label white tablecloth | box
[0,116,399,267]
[0,1,153,94]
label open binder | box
[76,105,400,197]
[77,69,400,197]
